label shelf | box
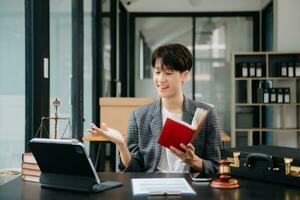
[236,128,300,132]
[235,77,300,80]
[236,103,300,106]
[232,52,300,147]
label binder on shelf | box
[277,88,284,103]
[263,88,269,103]
[284,88,290,103]
[270,88,277,103]
[280,62,287,77]
[242,62,248,77]
[249,63,256,77]
[256,81,264,103]
[256,62,262,77]
[288,62,294,77]
[295,62,300,77]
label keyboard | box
[92,181,123,193]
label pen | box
[149,191,182,196]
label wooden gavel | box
[210,159,240,189]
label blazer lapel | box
[182,97,194,125]
[149,99,163,167]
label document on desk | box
[131,178,196,196]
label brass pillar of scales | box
[53,98,60,139]
[35,98,71,139]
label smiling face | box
[153,58,189,99]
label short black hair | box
[151,43,192,72]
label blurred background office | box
[1,0,300,171]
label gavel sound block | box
[210,159,240,189]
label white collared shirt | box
[156,106,190,173]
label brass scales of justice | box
[35,98,71,139]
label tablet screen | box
[29,138,99,182]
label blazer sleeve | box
[197,107,222,177]
[119,111,145,172]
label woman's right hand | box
[88,122,125,145]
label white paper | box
[131,178,196,196]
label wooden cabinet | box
[231,52,300,147]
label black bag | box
[221,145,300,187]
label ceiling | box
[0,0,270,13]
[120,0,270,12]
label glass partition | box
[83,0,93,151]
[134,16,254,138]
[49,0,72,139]
[0,0,25,169]
[103,18,111,96]
[194,17,253,135]
[135,17,193,99]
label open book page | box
[167,116,193,129]
[166,108,208,130]
[191,108,208,129]
[190,108,208,143]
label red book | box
[157,108,208,152]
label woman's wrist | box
[116,140,126,149]
[117,141,131,168]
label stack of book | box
[21,152,40,182]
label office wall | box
[273,0,300,51]
[273,0,300,147]
[260,0,272,9]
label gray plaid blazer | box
[119,97,221,177]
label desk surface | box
[0,173,299,200]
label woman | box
[89,43,221,177]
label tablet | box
[29,138,122,192]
